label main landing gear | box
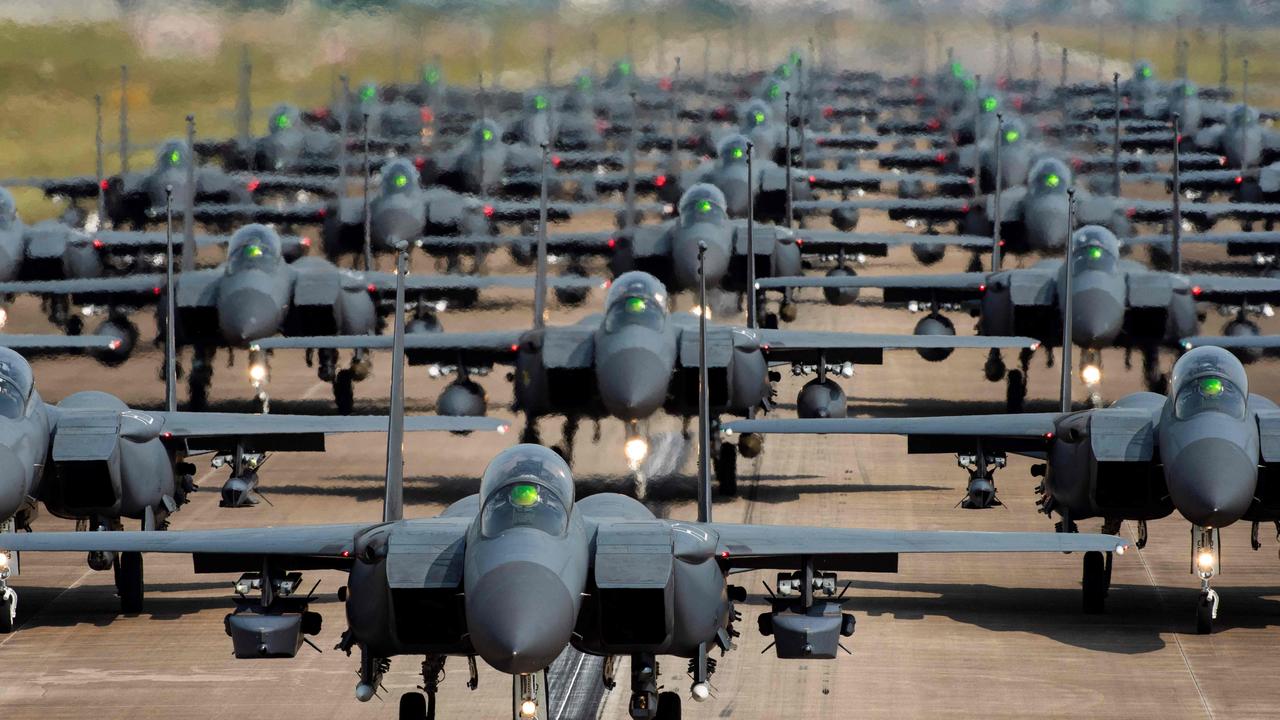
[0,518,17,633]
[628,653,682,720]
[985,348,1031,412]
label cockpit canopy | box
[744,100,770,128]
[527,92,550,113]
[267,104,300,134]
[980,93,999,114]
[1229,104,1258,127]
[1134,61,1154,81]
[0,188,16,226]
[226,224,282,273]
[1171,346,1249,421]
[357,83,379,103]
[603,271,668,334]
[479,444,573,538]
[472,119,501,146]
[422,65,442,86]
[718,134,750,165]
[998,117,1026,146]
[677,184,728,227]
[1028,156,1071,193]
[155,140,190,170]
[381,159,419,194]
[1171,80,1197,99]
[1071,225,1119,272]
[0,347,33,420]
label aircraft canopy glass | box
[227,225,282,273]
[0,349,32,419]
[1071,225,1119,273]
[677,185,728,227]
[481,480,569,538]
[1175,374,1246,421]
[381,160,418,194]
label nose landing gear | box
[1193,525,1220,634]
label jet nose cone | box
[596,347,671,420]
[218,287,283,344]
[719,178,750,215]
[1071,287,1125,347]
[370,206,422,252]
[1168,438,1256,528]
[672,231,729,291]
[466,561,574,674]
[1026,204,1068,251]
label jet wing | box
[710,524,1127,571]
[1125,199,1280,225]
[1185,274,1280,304]
[1123,230,1280,252]
[810,133,881,150]
[792,197,972,223]
[252,330,523,366]
[793,230,992,257]
[92,230,312,257]
[0,523,367,561]
[755,272,988,305]
[363,272,605,297]
[1,174,104,199]
[484,199,665,223]
[1181,335,1280,350]
[2,334,121,351]
[806,169,971,194]
[753,329,1038,365]
[415,231,619,257]
[722,413,1059,455]
[190,202,328,225]
[0,274,165,305]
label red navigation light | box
[979,283,987,292]
[659,77,672,91]
[935,151,947,164]
[419,106,434,124]
[960,203,970,213]
[1044,432,1054,440]
[483,204,494,218]
[98,179,109,190]
[1235,176,1244,185]
[510,344,519,352]
[317,207,327,218]
[300,237,312,248]
[822,105,835,118]
[607,238,616,249]
[654,174,667,187]
[413,156,427,169]
[152,286,162,296]
[1192,285,1203,297]
[1125,206,1137,218]
[246,177,260,192]
[367,283,377,293]
[926,117,941,131]
[552,155,562,167]
[92,238,104,250]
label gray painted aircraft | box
[724,344,1274,634]
[0,224,600,413]
[0,328,504,629]
[756,222,1280,409]
[0,242,1125,719]
[258,202,1035,493]
[417,183,993,322]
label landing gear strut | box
[400,655,445,720]
[1193,525,1220,634]
[629,653,681,720]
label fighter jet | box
[0,224,601,413]
[258,191,1035,492]
[417,183,992,321]
[0,329,503,629]
[757,218,1280,410]
[0,242,1125,719]
[725,343,1273,635]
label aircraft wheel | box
[762,313,779,330]
[1196,592,1214,635]
[778,302,798,323]
[115,551,144,614]
[1081,550,1106,615]
[334,369,356,415]
[1005,370,1026,413]
[0,591,14,633]
[715,442,738,496]
[399,691,427,720]
[66,315,84,336]
[654,691,682,720]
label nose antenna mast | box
[533,143,550,331]
[383,240,411,523]
[1060,188,1076,414]
[182,114,197,272]
[992,112,1003,272]
[1172,112,1183,275]
[696,241,713,524]
[164,185,177,413]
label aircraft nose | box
[1026,204,1068,251]
[596,346,671,420]
[1167,438,1256,528]
[466,561,575,675]
[218,287,283,344]
[370,206,422,252]
[1071,287,1125,348]
[673,229,730,291]
[0,443,26,522]
[719,178,750,215]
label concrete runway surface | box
[1,194,1279,720]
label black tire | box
[334,369,355,415]
[655,691,682,720]
[399,691,426,720]
[715,442,738,496]
[0,593,14,633]
[763,313,779,330]
[1081,550,1106,614]
[188,370,210,412]
[115,551,144,614]
[1196,593,1213,635]
[1005,370,1026,413]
